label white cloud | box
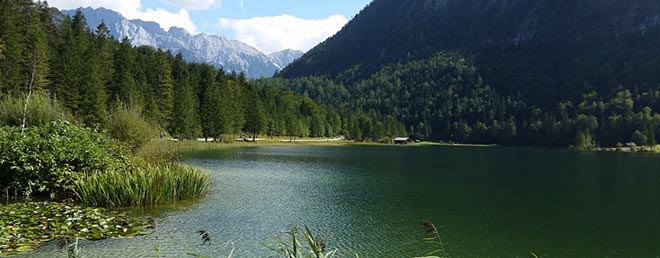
[162,0,221,10]
[218,14,348,54]
[46,0,198,33]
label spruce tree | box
[0,0,27,93]
[110,37,139,106]
[146,49,174,127]
[227,80,245,138]
[199,65,217,140]
[170,53,199,140]
[243,86,267,141]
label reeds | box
[0,93,69,127]
[267,226,340,258]
[421,221,448,258]
[74,164,212,208]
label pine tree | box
[22,2,50,92]
[243,86,267,141]
[0,0,28,93]
[228,80,245,138]
[199,65,217,140]
[214,73,233,137]
[51,11,92,115]
[110,37,139,106]
[170,53,199,140]
[146,49,174,127]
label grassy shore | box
[138,137,498,160]
[595,145,660,153]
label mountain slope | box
[280,0,660,104]
[268,49,304,69]
[63,7,300,78]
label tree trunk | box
[21,48,38,136]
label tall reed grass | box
[74,164,212,208]
[0,93,69,127]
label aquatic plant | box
[57,237,81,258]
[418,221,448,258]
[187,229,235,258]
[267,225,341,258]
[74,163,212,208]
[0,202,148,255]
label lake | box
[25,145,660,257]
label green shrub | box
[105,105,158,151]
[0,121,134,200]
[378,136,393,144]
[0,93,69,127]
[75,163,212,208]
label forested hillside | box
[0,1,342,141]
[281,0,660,105]
[273,0,660,148]
[270,53,660,147]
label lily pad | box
[0,202,149,256]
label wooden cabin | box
[394,137,413,145]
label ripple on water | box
[21,146,660,258]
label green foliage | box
[244,86,267,140]
[105,105,158,151]
[74,163,212,208]
[0,202,148,255]
[1,2,335,145]
[281,0,660,106]
[169,53,201,140]
[0,93,68,127]
[274,50,660,147]
[274,0,660,147]
[0,121,133,200]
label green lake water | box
[24,146,660,257]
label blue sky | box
[46,0,372,53]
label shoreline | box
[149,138,660,155]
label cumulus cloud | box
[218,14,348,54]
[46,0,198,33]
[162,0,221,10]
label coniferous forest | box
[4,0,660,149]
[276,0,660,149]
[0,1,347,142]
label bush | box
[105,105,158,151]
[0,121,134,200]
[75,163,212,208]
[0,93,69,127]
[378,136,393,144]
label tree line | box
[272,53,660,149]
[7,1,658,148]
[0,1,343,141]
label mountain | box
[268,49,304,70]
[272,0,660,147]
[280,0,660,105]
[62,7,301,78]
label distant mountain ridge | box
[63,7,303,78]
[268,49,305,70]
